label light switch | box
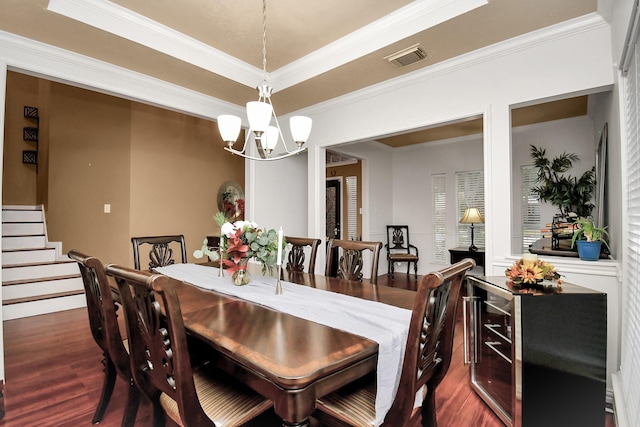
[104,204,111,214]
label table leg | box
[281,420,310,427]
[273,390,315,427]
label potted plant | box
[570,217,610,260]
[530,145,596,218]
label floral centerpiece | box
[505,256,563,287]
[194,212,284,284]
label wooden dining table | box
[155,263,417,427]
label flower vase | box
[232,258,251,285]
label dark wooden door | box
[326,179,341,276]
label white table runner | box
[156,263,412,426]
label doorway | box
[326,178,341,276]
[326,178,341,240]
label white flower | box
[233,220,257,232]
[221,221,236,237]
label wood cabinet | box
[464,276,607,427]
[449,247,485,273]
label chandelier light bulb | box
[290,116,312,146]
[217,115,242,146]
[246,101,272,134]
[264,126,279,152]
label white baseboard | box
[611,372,629,427]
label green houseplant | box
[530,145,596,218]
[570,217,610,260]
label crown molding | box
[270,0,487,91]
[47,0,487,92]
[299,13,610,117]
[0,30,245,122]
[47,0,261,88]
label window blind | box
[521,165,542,252]
[622,28,640,427]
[456,170,485,247]
[432,174,447,263]
[346,176,358,240]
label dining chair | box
[385,225,419,279]
[315,258,476,427]
[67,250,139,427]
[131,235,187,270]
[285,236,321,274]
[105,264,273,427]
[325,239,382,285]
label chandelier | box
[217,0,312,161]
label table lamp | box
[460,207,484,252]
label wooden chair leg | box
[152,398,167,427]
[93,354,117,424]
[413,261,418,278]
[121,379,140,427]
[420,387,437,427]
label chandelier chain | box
[261,0,267,81]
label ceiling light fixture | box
[217,0,312,161]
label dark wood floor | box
[0,273,615,427]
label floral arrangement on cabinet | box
[194,212,284,276]
[505,254,563,286]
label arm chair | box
[131,235,187,270]
[285,236,321,274]
[315,258,476,427]
[385,225,419,280]
[68,250,139,427]
[105,264,273,427]
[325,239,383,285]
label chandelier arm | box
[224,146,307,161]
[266,98,297,155]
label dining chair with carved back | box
[131,235,187,271]
[315,258,476,427]
[68,250,139,427]
[105,264,273,427]
[325,239,383,285]
[385,225,419,279]
[285,236,321,274]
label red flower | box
[222,228,249,273]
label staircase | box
[2,205,85,320]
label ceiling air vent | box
[384,44,429,69]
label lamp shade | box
[246,101,273,133]
[460,207,484,224]
[264,126,279,151]
[290,115,312,143]
[217,115,241,143]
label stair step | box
[2,222,45,236]
[2,258,74,268]
[2,260,78,282]
[2,248,57,265]
[1,205,80,319]
[2,209,43,223]
[3,289,84,306]
[2,293,87,321]
[2,273,80,286]
[2,235,46,250]
[2,276,83,300]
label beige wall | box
[2,72,40,204]
[128,103,244,266]
[3,72,244,267]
